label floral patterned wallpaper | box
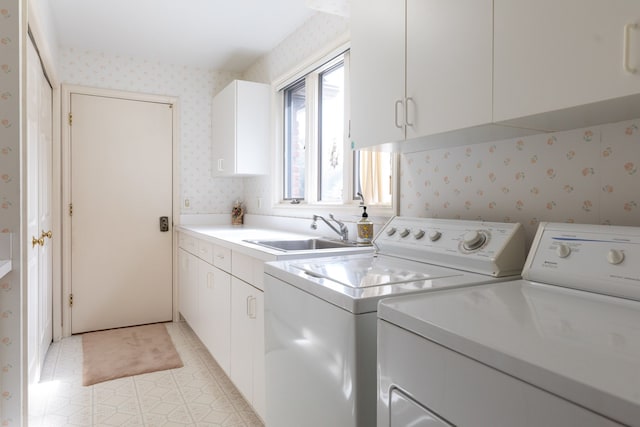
[0,1,21,425]
[243,12,349,85]
[400,118,640,242]
[57,48,244,214]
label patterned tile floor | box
[29,322,264,427]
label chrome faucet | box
[311,214,349,241]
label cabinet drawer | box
[232,251,253,284]
[232,252,265,290]
[179,233,198,255]
[197,240,214,264]
[213,246,232,272]
[252,259,264,290]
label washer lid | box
[290,256,462,288]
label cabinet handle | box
[405,97,415,127]
[247,296,256,319]
[218,158,224,171]
[394,100,404,129]
[624,22,639,74]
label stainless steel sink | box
[244,238,365,252]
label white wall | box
[57,48,244,215]
[54,12,349,220]
[28,0,59,73]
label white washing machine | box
[263,217,527,427]
[378,222,640,427]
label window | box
[283,80,306,200]
[319,62,345,202]
[281,50,393,207]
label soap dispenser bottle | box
[357,206,373,243]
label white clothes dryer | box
[264,217,526,427]
[378,222,640,427]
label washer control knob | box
[413,229,425,239]
[386,227,397,237]
[429,230,442,242]
[556,244,571,258]
[463,231,486,250]
[400,228,411,238]
[607,249,625,265]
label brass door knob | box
[41,230,52,239]
[32,236,44,248]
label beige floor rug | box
[82,323,183,386]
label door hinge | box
[69,293,73,307]
[68,112,73,126]
[69,203,73,216]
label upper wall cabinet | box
[212,80,270,176]
[350,0,494,150]
[494,0,640,131]
[350,0,405,149]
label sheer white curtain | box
[359,151,390,205]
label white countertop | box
[176,224,373,261]
[0,259,11,280]
[0,233,11,280]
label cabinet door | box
[350,0,405,149]
[494,0,640,122]
[198,259,231,375]
[235,81,270,175]
[211,81,236,176]
[178,248,197,324]
[252,289,265,420]
[406,0,492,138]
[230,277,258,403]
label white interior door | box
[70,93,173,334]
[26,37,53,384]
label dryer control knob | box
[386,227,397,237]
[429,230,442,242]
[607,249,625,265]
[463,231,486,250]
[556,244,571,258]
[413,229,425,239]
[400,228,411,238]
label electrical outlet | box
[184,198,190,209]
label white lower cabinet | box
[230,277,265,420]
[177,248,197,324]
[197,259,231,375]
[178,232,265,420]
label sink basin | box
[244,238,363,252]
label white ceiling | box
[48,0,323,71]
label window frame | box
[272,42,398,218]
